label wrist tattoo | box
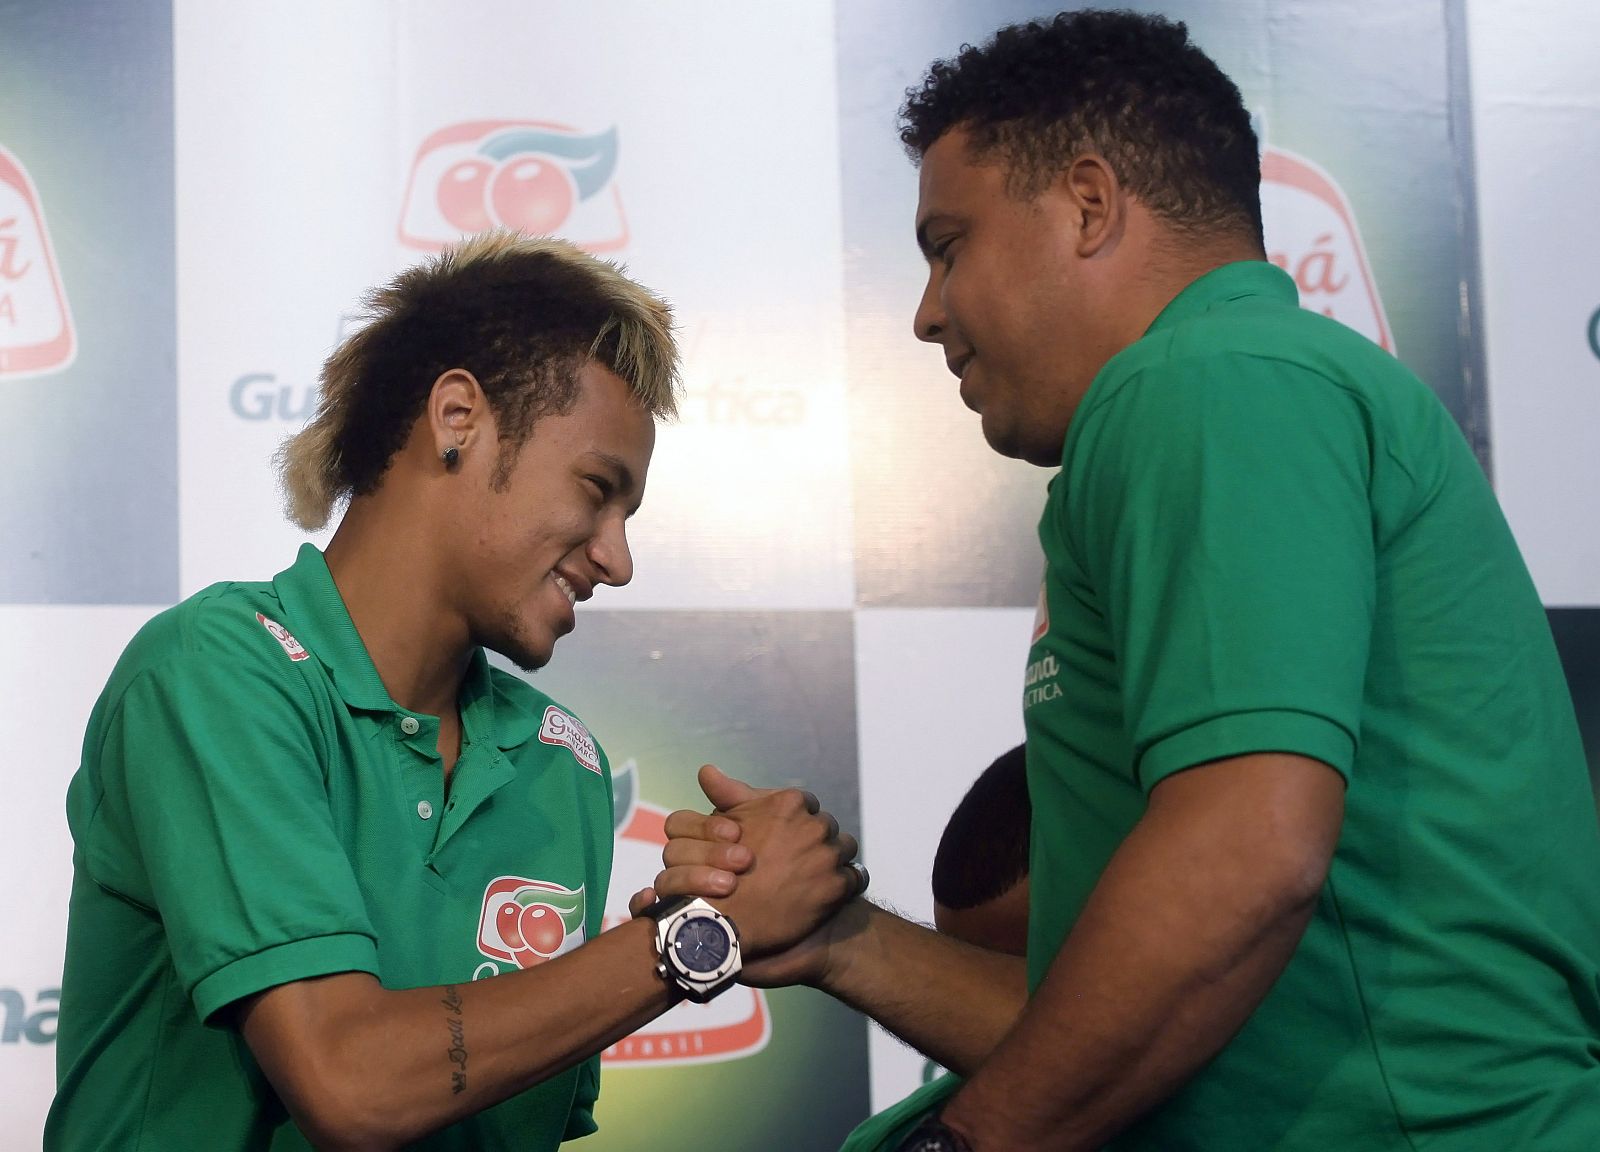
[441,985,468,1095]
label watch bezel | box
[648,895,742,1002]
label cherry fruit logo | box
[477,877,586,970]
[398,121,628,253]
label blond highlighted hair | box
[276,230,680,531]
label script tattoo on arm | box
[441,985,467,1095]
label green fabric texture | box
[1024,262,1600,1148]
[837,1074,961,1152]
[48,545,614,1150]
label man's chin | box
[980,416,1029,463]
[484,630,556,674]
[981,415,1066,468]
[504,651,551,675]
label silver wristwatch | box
[644,895,742,1003]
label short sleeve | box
[1069,355,1374,791]
[86,611,379,1025]
[562,1055,601,1140]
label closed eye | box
[584,475,614,502]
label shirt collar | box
[272,544,535,749]
[1143,260,1297,336]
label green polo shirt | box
[837,1073,960,1152]
[1025,261,1600,1148]
[47,544,614,1150]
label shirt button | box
[417,800,434,820]
[400,716,420,735]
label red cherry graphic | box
[496,900,526,949]
[437,158,494,232]
[518,902,567,957]
[489,157,574,235]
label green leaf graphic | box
[515,884,585,935]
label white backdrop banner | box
[1470,1,1600,607]
[6,0,1598,1148]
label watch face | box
[673,916,732,974]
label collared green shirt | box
[837,1074,960,1152]
[1026,261,1600,1148]
[48,545,614,1150]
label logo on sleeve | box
[476,876,587,971]
[256,612,310,662]
[539,705,601,774]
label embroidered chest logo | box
[256,612,310,662]
[538,704,601,774]
[476,876,586,971]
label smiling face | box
[912,127,1113,467]
[455,360,655,671]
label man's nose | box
[590,517,634,588]
[913,271,946,344]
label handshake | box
[628,763,869,992]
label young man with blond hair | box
[48,231,860,1150]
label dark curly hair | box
[900,9,1263,246]
[276,232,679,531]
[933,743,1031,911]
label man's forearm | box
[816,901,1028,1075]
[242,916,673,1149]
[938,754,1343,1150]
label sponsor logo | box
[1031,581,1049,645]
[539,705,601,774]
[256,612,311,662]
[1024,652,1062,708]
[601,759,771,1066]
[676,320,810,429]
[0,987,58,1045]
[680,374,808,428]
[398,121,627,253]
[0,144,75,379]
[1261,145,1393,353]
[476,876,587,970]
[230,373,319,422]
[227,313,359,424]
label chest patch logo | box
[477,876,587,970]
[538,705,601,774]
[256,612,310,662]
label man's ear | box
[1060,154,1123,258]
[426,369,489,461]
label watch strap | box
[895,1117,975,1152]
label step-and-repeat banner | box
[3,1,1596,1146]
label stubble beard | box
[484,608,554,675]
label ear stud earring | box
[442,446,460,468]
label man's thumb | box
[699,762,759,810]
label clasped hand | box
[629,764,864,975]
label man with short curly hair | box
[657,10,1600,1150]
[48,231,862,1150]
